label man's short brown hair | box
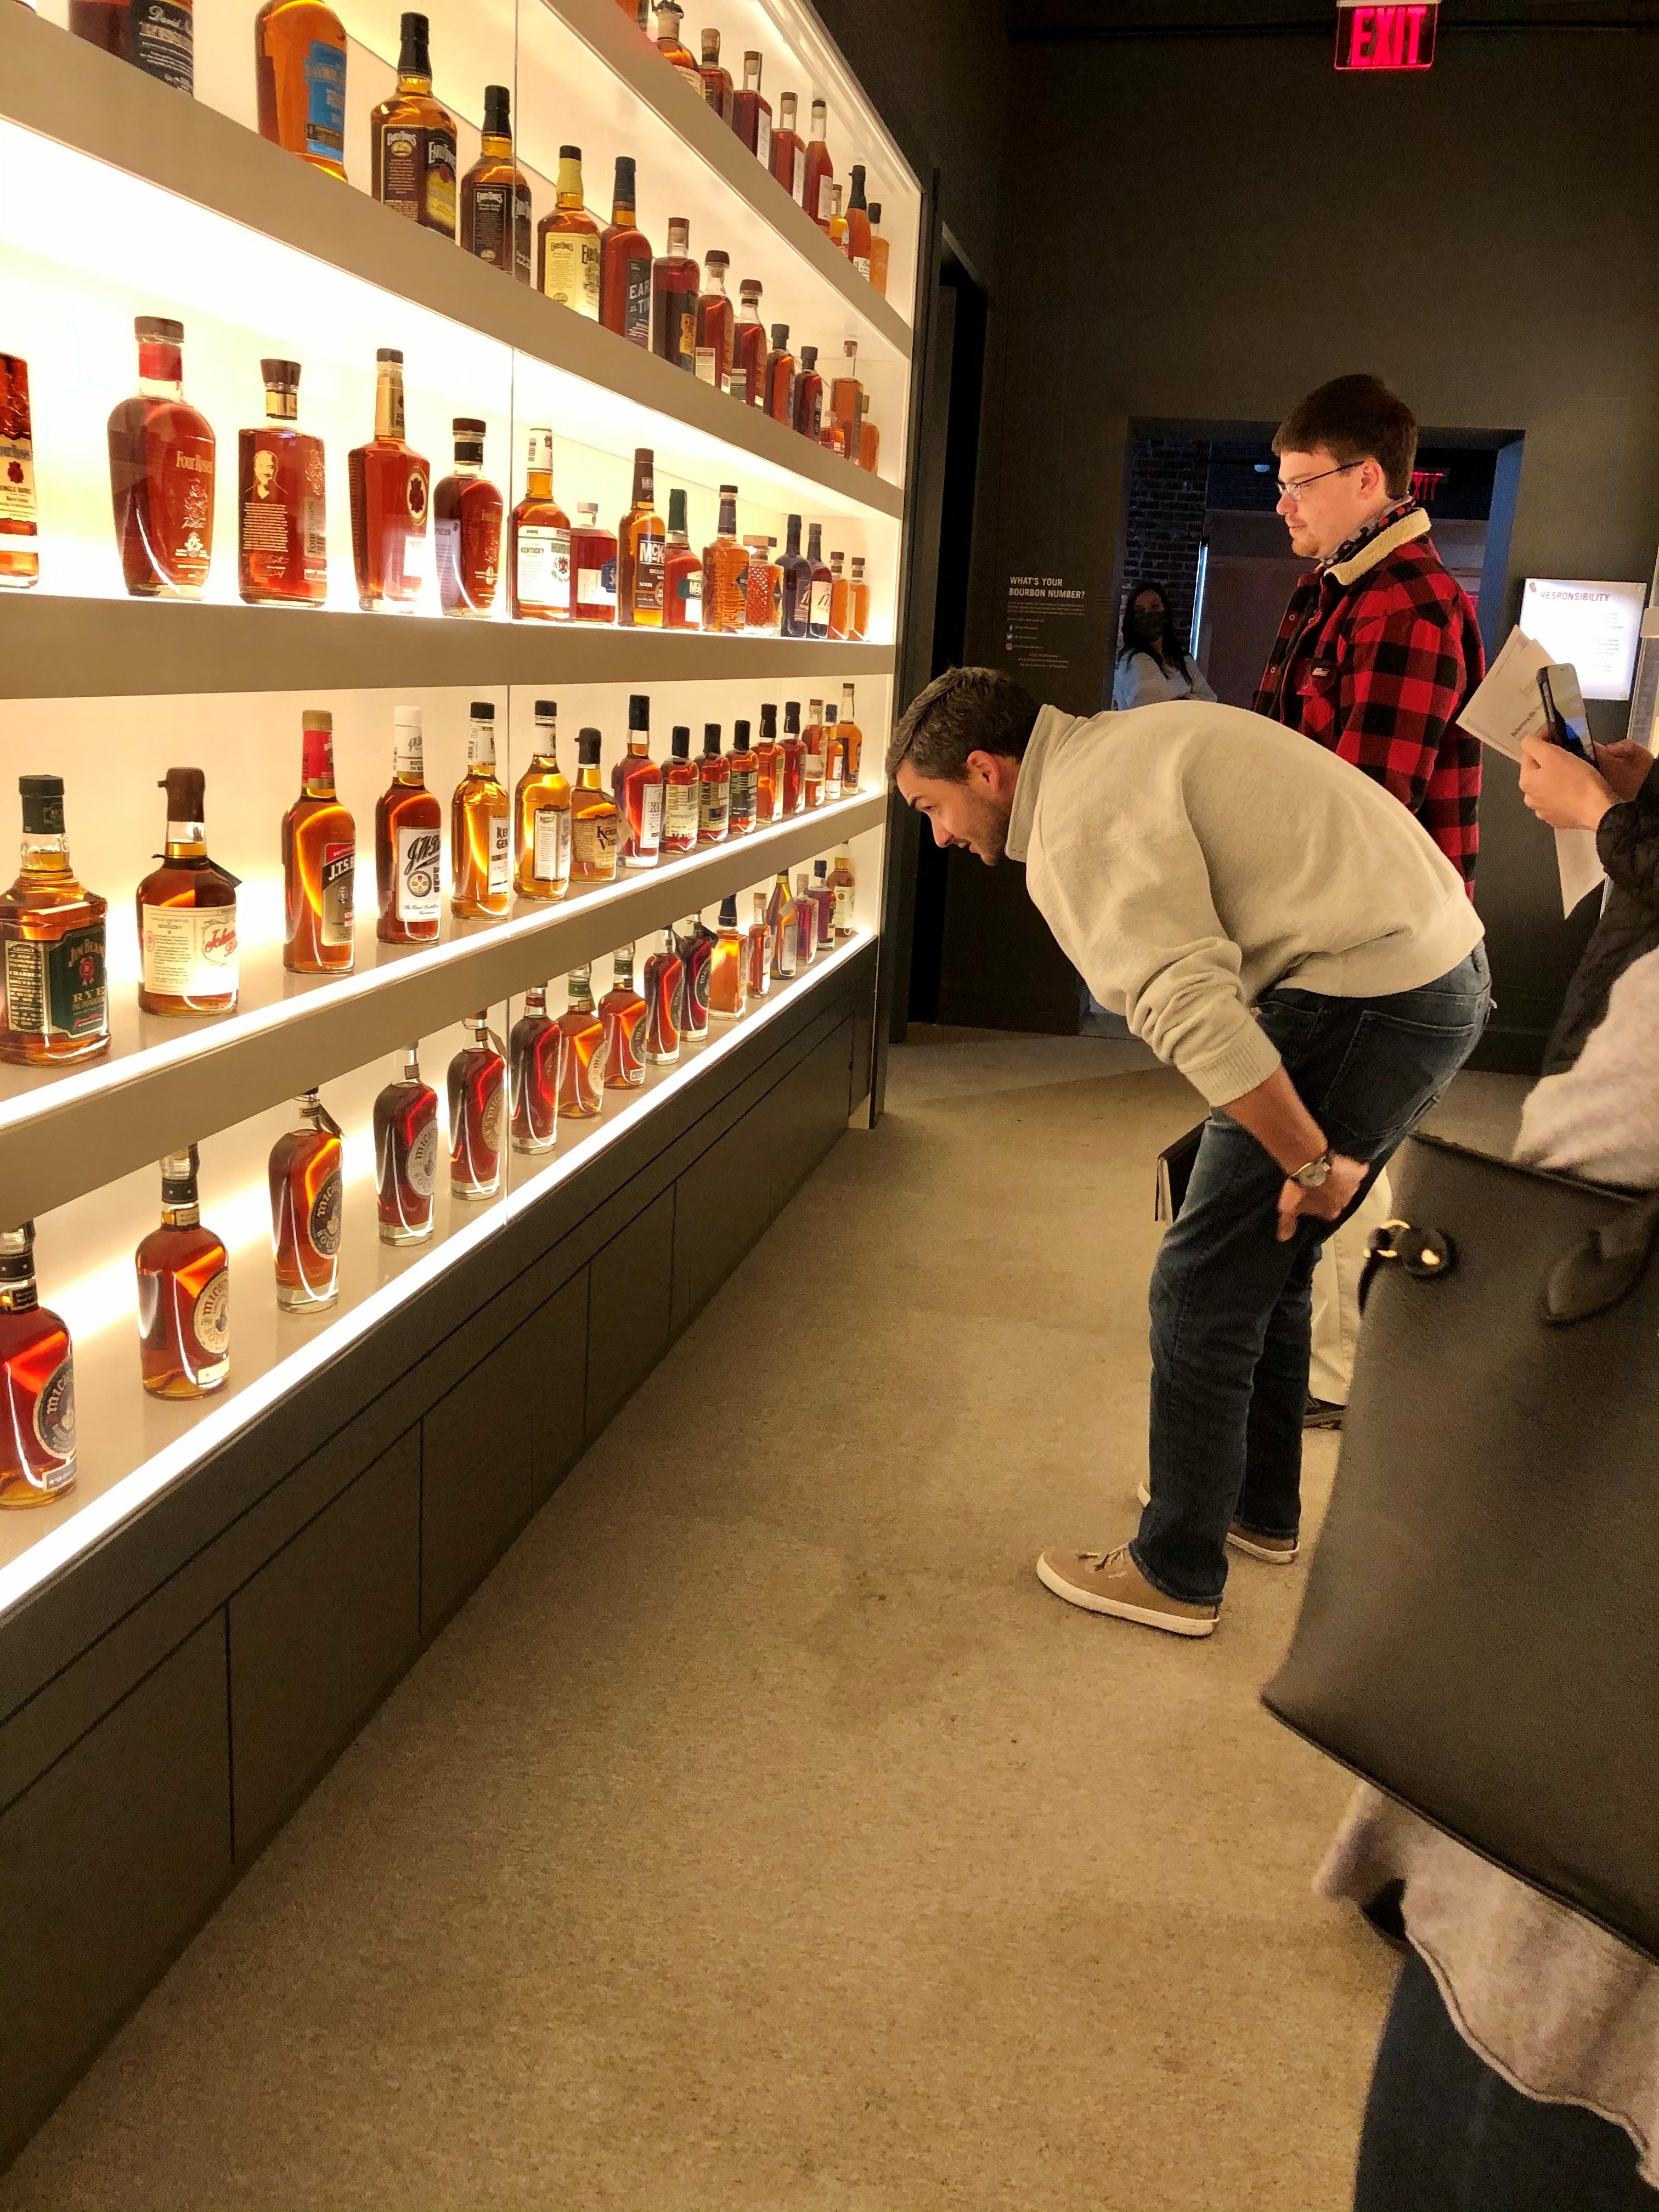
[885,667,1041,782]
[1273,374,1418,500]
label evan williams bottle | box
[374,1043,439,1244]
[137,768,239,1018]
[0,1224,75,1509]
[376,705,442,943]
[239,358,326,607]
[370,9,457,234]
[0,775,108,1069]
[135,1146,229,1399]
[509,986,562,1153]
[450,702,511,919]
[108,316,215,600]
[599,945,646,1090]
[435,417,503,617]
[613,693,663,869]
[283,710,354,974]
[449,1013,506,1198]
[269,1088,343,1312]
[349,349,431,613]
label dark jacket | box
[1544,759,1659,1074]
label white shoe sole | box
[1035,1552,1217,1637]
[1136,1481,1299,1565]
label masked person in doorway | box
[888,668,1489,1639]
[1113,580,1218,711]
[1254,375,1485,1432]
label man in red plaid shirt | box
[1254,374,1485,1426]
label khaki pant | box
[1308,1167,1394,1406]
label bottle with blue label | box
[255,0,347,180]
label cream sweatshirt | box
[1005,703,1486,1105]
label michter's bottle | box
[269,1090,343,1312]
[376,705,443,944]
[283,710,355,974]
[135,1146,230,1398]
[448,1012,507,1198]
[238,357,326,606]
[374,1043,438,1245]
[136,768,239,1018]
[0,775,108,1068]
[509,986,563,1154]
[600,945,646,1090]
[642,931,684,1065]
[370,9,457,234]
[0,1224,76,1508]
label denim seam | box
[1126,1535,1218,1609]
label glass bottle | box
[600,156,652,349]
[804,98,834,229]
[793,345,825,442]
[800,701,826,810]
[778,512,812,639]
[827,183,849,256]
[831,340,863,455]
[0,1224,75,1508]
[731,49,771,161]
[811,857,838,947]
[676,912,713,1039]
[136,1146,229,1398]
[613,693,664,870]
[763,323,795,424]
[348,348,431,613]
[659,726,699,856]
[694,251,735,390]
[828,550,852,640]
[370,10,456,235]
[238,357,326,606]
[71,0,193,90]
[269,1089,343,1312]
[696,725,730,847]
[827,849,857,938]
[868,200,890,296]
[701,484,745,634]
[850,554,870,640]
[600,945,647,1090]
[137,767,238,1018]
[255,0,347,178]
[859,396,881,476]
[509,986,562,1154]
[754,702,781,823]
[434,417,503,618]
[570,729,619,883]
[654,0,700,87]
[537,145,601,318]
[460,83,532,281]
[450,702,511,919]
[556,969,607,1118]
[766,870,798,979]
[662,488,703,630]
[448,1012,506,1198]
[708,893,747,1021]
[727,719,759,834]
[823,704,844,803]
[838,682,864,792]
[0,775,108,1069]
[651,217,698,371]
[742,533,779,633]
[108,315,215,600]
[806,521,832,637]
[374,1042,438,1244]
[375,703,443,944]
[845,165,873,278]
[732,279,766,405]
[515,699,571,900]
[746,890,772,999]
[617,447,665,627]
[769,89,805,199]
[698,27,733,120]
[0,353,38,592]
[642,932,683,1065]
[794,868,819,964]
[510,427,571,622]
[283,709,354,974]
[781,700,805,814]
[572,501,618,624]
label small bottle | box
[515,698,571,900]
[802,714,826,811]
[255,0,347,178]
[572,501,618,623]
[348,348,431,614]
[746,890,772,999]
[136,1146,229,1398]
[510,426,572,622]
[822,705,844,804]
[537,145,601,317]
[859,396,881,476]
[651,217,699,372]
[811,858,837,947]
[778,513,812,639]
[727,719,759,834]
[460,82,532,282]
[803,98,833,229]
[695,251,735,390]
[370,12,458,235]
[743,533,779,634]
[794,870,819,965]
[269,1090,343,1312]
[653,0,700,88]
[732,279,766,404]
[0,354,39,591]
[642,931,684,1064]
[238,357,326,607]
[659,726,699,856]
[827,182,849,256]
[781,700,805,814]
[374,1042,438,1245]
[709,894,747,1021]
[676,913,713,1039]
[0,776,109,1068]
[827,850,856,938]
[770,89,805,199]
[556,968,607,1117]
[0,1224,75,1508]
[137,768,238,1018]
[570,729,619,883]
[731,49,771,161]
[617,447,665,627]
[283,710,354,974]
[764,324,795,424]
[698,26,733,120]
[838,682,864,792]
[600,156,653,349]
[794,346,827,445]
[375,704,443,944]
[108,315,215,600]
[600,945,647,1089]
[828,550,851,640]
[754,703,781,823]
[435,417,503,618]
[766,871,798,978]
[701,484,745,634]
[831,340,863,455]
[663,489,702,630]
[614,693,664,870]
[850,555,870,641]
[448,1012,507,1198]
[697,725,730,846]
[806,521,832,637]
[509,986,563,1153]
[844,166,873,277]
[867,200,890,296]
[450,702,511,919]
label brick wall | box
[1121,435,1211,654]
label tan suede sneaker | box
[1035,1545,1218,1637]
[1135,1481,1299,1565]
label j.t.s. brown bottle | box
[283,710,354,974]
[448,1012,506,1198]
[269,1089,343,1312]
[509,986,562,1153]
[136,768,239,1018]
[376,705,443,943]
[374,1042,438,1244]
[0,775,108,1068]
[136,1146,229,1398]
[238,357,326,606]
[0,1223,76,1508]
[108,316,215,599]
[370,10,456,235]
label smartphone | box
[1538,664,1596,764]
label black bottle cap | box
[759,703,777,737]
[483,83,511,136]
[705,249,729,269]
[135,315,184,344]
[160,766,206,817]
[629,694,650,732]
[398,12,431,70]
[784,701,800,733]
[770,323,789,347]
[869,200,882,222]
[718,893,738,928]
[733,719,751,746]
[670,726,691,758]
[560,143,581,160]
[376,347,404,364]
[18,774,64,836]
[702,723,722,754]
[719,482,738,497]
[453,416,487,436]
[535,698,557,718]
[577,729,602,764]
[614,154,636,190]
[470,701,494,720]
[800,345,817,370]
[848,163,867,207]
[260,357,302,390]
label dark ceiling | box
[1009,0,1659,36]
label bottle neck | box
[164,819,207,860]
[264,387,297,423]
[577,763,602,791]
[375,367,407,442]
[467,729,497,773]
[719,496,737,536]
[524,988,546,1014]
[139,370,183,402]
[556,160,584,208]
[703,264,728,297]
[533,723,559,765]
[631,466,655,510]
[0,1271,38,1316]
[628,733,650,758]
[402,1048,423,1083]
[303,770,337,800]
[568,978,595,1012]
[397,55,433,93]
[738,297,761,325]
[525,466,552,499]
[480,130,512,158]
[161,1198,201,1229]
[16,831,74,881]
[451,454,481,480]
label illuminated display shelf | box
[0,928,874,1625]
[0,786,887,1226]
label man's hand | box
[1592,738,1657,804]
[1519,730,1615,832]
[1277,1152,1369,1242]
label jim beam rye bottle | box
[555,968,607,1118]
[108,316,215,600]
[136,768,239,1018]
[449,702,511,919]
[448,1012,506,1198]
[370,10,457,235]
[374,1042,438,1244]
[238,358,326,606]
[135,1145,229,1398]
[0,775,108,1068]
[0,353,40,590]
[0,1223,76,1508]
[269,1089,343,1312]
[515,699,571,900]
[376,704,442,944]
[599,944,646,1090]
[283,710,354,974]
[509,986,562,1153]
[349,349,431,613]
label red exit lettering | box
[1335,0,1437,69]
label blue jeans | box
[1132,947,1490,1605]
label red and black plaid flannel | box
[1254,510,1484,890]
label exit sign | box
[1335,0,1437,68]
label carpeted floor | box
[0,1026,1435,2212]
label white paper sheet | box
[1459,627,1607,915]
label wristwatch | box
[1291,1149,1334,1189]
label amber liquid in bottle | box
[435,417,502,618]
[801,701,826,810]
[696,726,730,847]
[652,217,699,373]
[374,1043,438,1244]
[450,704,511,919]
[448,1013,506,1198]
[461,84,532,280]
[806,521,832,639]
[743,534,779,634]
[0,776,109,1068]
[659,726,699,856]
[754,703,781,824]
[109,317,215,600]
[515,699,571,899]
[823,708,844,804]
[868,200,891,296]
[778,513,812,639]
[794,871,819,965]
[653,0,701,87]
[663,489,702,631]
[828,551,852,640]
[764,325,795,424]
[538,146,601,318]
[827,849,857,938]
[509,986,563,1153]
[556,969,607,1118]
[0,354,40,590]
[793,345,825,442]
[698,25,733,119]
[370,10,457,235]
[642,933,684,1064]
[572,503,618,624]
[811,860,838,947]
[727,719,759,835]
[283,710,354,973]
[839,684,864,793]
[676,914,713,1039]
[511,427,571,622]
[239,357,326,607]
[0,1225,75,1508]
[845,164,873,276]
[376,705,443,944]
[569,729,619,883]
[731,49,771,157]
[701,484,746,635]
[770,90,805,198]
[256,0,347,177]
[803,99,834,229]
[732,282,766,405]
[349,349,431,613]
[600,156,653,348]
[767,871,798,978]
[600,945,646,1090]
[136,1146,229,1399]
[270,1089,343,1312]
[831,341,864,455]
[781,704,805,816]
[746,891,772,998]
[613,694,664,869]
[137,766,238,1018]
[850,555,870,640]
[618,447,665,627]
[695,252,735,389]
[708,895,747,1020]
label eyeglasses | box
[1276,461,1361,504]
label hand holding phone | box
[1538,664,1597,765]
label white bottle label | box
[396,825,442,921]
[0,434,35,524]
[817,174,834,221]
[578,565,617,607]
[810,580,832,628]
[142,904,238,1000]
[435,517,460,595]
[487,815,511,898]
[791,148,805,201]
[319,839,354,946]
[640,783,664,847]
[756,112,771,168]
[533,805,570,881]
[833,885,855,930]
[516,524,571,608]
[854,256,871,280]
[664,782,699,844]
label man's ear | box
[964,748,1018,795]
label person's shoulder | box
[1357,537,1474,625]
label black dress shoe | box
[1304,1396,1345,1431]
